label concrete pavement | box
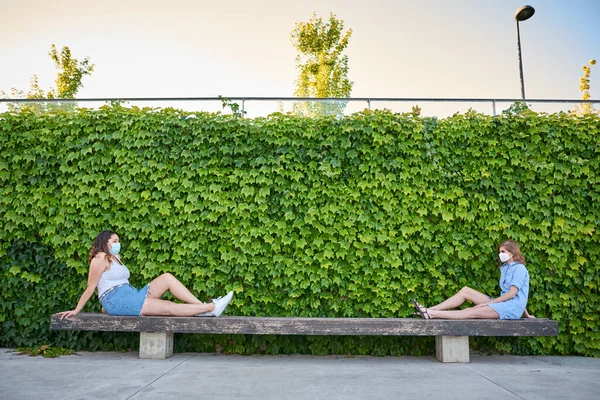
[1,349,599,399]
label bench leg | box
[139,332,174,359]
[435,336,470,363]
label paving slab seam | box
[462,363,525,400]
[125,353,198,400]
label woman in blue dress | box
[413,240,534,320]
[58,230,233,320]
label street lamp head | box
[515,5,535,21]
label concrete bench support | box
[139,332,173,359]
[436,335,469,363]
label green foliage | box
[15,345,74,358]
[573,59,598,116]
[1,44,94,113]
[291,12,353,117]
[218,96,247,118]
[503,101,530,115]
[1,106,599,357]
[48,44,95,99]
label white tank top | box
[97,259,130,298]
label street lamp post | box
[515,5,535,99]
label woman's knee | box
[157,272,175,285]
[459,286,474,295]
[460,286,486,302]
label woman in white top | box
[58,230,233,319]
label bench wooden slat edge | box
[51,314,558,337]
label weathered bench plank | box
[51,314,558,336]
[50,314,559,362]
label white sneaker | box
[195,291,233,317]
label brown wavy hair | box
[88,230,118,264]
[497,240,526,267]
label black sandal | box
[412,299,424,313]
[412,299,431,320]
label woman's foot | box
[414,307,431,319]
[412,299,425,313]
[196,291,234,317]
[412,299,431,320]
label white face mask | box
[499,252,511,263]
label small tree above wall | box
[1,44,94,112]
[290,12,353,117]
[572,59,597,115]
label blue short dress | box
[100,283,150,316]
[488,262,530,320]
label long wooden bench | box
[50,313,558,363]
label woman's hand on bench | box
[57,310,80,320]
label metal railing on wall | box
[1,97,598,118]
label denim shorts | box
[100,283,150,316]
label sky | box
[1,0,599,116]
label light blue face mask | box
[109,242,121,255]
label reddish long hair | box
[498,240,526,267]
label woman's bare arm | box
[523,308,536,318]
[474,286,518,308]
[57,255,107,319]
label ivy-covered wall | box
[1,106,598,357]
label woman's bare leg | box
[427,306,499,320]
[147,273,202,304]
[141,298,215,317]
[430,287,491,310]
